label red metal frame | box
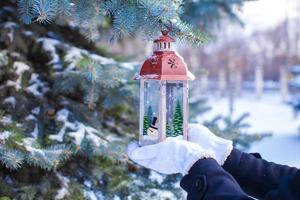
[137,31,195,81]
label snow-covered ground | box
[197,91,300,167]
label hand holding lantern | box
[127,137,216,175]
[126,124,233,175]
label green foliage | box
[0,51,9,66]
[166,121,172,137]
[95,157,132,195]
[17,0,34,24]
[25,144,74,171]
[16,0,207,43]
[189,96,211,122]
[77,56,121,88]
[0,197,11,200]
[143,115,149,135]
[95,45,129,62]
[15,0,249,44]
[0,140,74,171]
[54,56,123,109]
[15,185,37,200]
[0,110,4,118]
[188,97,269,150]
[5,122,25,143]
[0,148,24,170]
[173,100,183,136]
[0,122,74,170]
[0,118,75,170]
[79,134,96,156]
[32,0,57,23]
[65,183,85,200]
[182,0,249,31]
[204,113,271,150]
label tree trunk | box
[218,68,226,97]
[255,66,263,100]
[200,73,208,94]
[280,67,289,102]
[235,69,242,97]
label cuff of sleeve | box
[182,150,216,176]
[217,140,233,166]
[222,148,243,174]
[180,158,221,193]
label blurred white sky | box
[240,0,299,34]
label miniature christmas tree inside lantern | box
[135,30,195,146]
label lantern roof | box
[153,30,175,43]
[135,31,195,81]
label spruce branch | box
[56,0,72,16]
[32,0,58,23]
[17,0,35,24]
[15,0,217,44]
[55,55,123,109]
[0,147,25,170]
[25,144,74,170]
[203,113,270,150]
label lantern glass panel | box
[142,80,160,145]
[166,81,184,138]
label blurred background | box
[184,0,300,167]
[0,0,300,199]
[105,0,300,167]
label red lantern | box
[135,31,195,146]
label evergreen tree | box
[0,119,74,171]
[204,113,271,150]
[166,121,172,137]
[173,100,183,136]
[143,115,149,135]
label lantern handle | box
[163,20,173,35]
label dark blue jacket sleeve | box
[180,158,253,200]
[180,149,300,200]
[223,149,299,199]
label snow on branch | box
[49,108,107,152]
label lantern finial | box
[154,30,175,43]
[162,30,169,36]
